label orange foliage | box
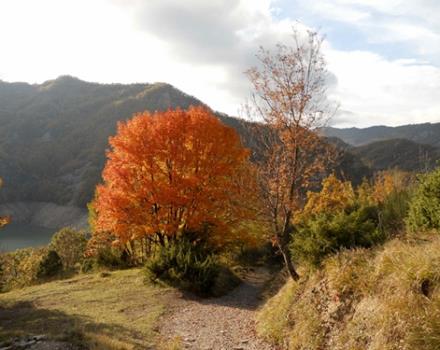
[372,170,413,204]
[300,174,355,220]
[357,178,375,206]
[93,106,256,248]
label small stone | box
[33,335,47,341]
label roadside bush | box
[235,242,282,267]
[0,247,62,290]
[291,204,385,267]
[406,167,440,232]
[144,237,220,296]
[49,227,87,270]
[36,250,63,279]
[94,246,130,269]
[80,246,130,272]
[379,188,412,234]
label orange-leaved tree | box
[91,106,256,258]
[0,178,10,228]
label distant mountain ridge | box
[351,138,440,172]
[0,76,438,224]
[324,122,440,147]
[0,76,248,208]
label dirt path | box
[159,267,276,350]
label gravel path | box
[159,268,277,350]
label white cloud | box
[0,0,439,127]
[298,0,440,58]
[327,49,440,127]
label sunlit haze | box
[1,0,439,127]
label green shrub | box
[36,250,63,279]
[235,243,282,267]
[95,246,130,269]
[379,188,411,234]
[79,246,129,273]
[144,238,220,296]
[49,227,87,270]
[1,247,64,290]
[80,257,95,273]
[407,167,440,232]
[291,204,385,267]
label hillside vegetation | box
[1,22,440,350]
[257,235,440,350]
[256,168,440,350]
[324,123,440,148]
[1,76,437,212]
[0,76,247,207]
[0,269,173,349]
[352,138,440,172]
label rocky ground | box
[159,268,277,350]
[0,335,81,350]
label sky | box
[0,0,439,127]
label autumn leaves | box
[91,106,257,255]
[89,30,335,279]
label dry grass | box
[257,234,440,350]
[156,337,184,350]
[0,268,175,349]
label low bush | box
[235,242,282,267]
[379,188,412,234]
[144,237,221,296]
[406,167,440,232]
[0,247,63,291]
[36,250,63,279]
[80,247,130,273]
[94,246,131,269]
[291,204,385,267]
[49,227,87,271]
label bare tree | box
[245,29,335,280]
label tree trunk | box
[278,242,300,281]
[277,210,300,281]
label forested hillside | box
[324,123,440,147]
[1,76,438,211]
[352,138,440,172]
[0,76,247,207]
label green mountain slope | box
[1,76,437,211]
[352,138,440,172]
[324,123,440,147]
[0,76,247,206]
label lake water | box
[0,223,56,252]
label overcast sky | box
[0,0,439,127]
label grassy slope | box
[257,235,440,350]
[0,269,175,349]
